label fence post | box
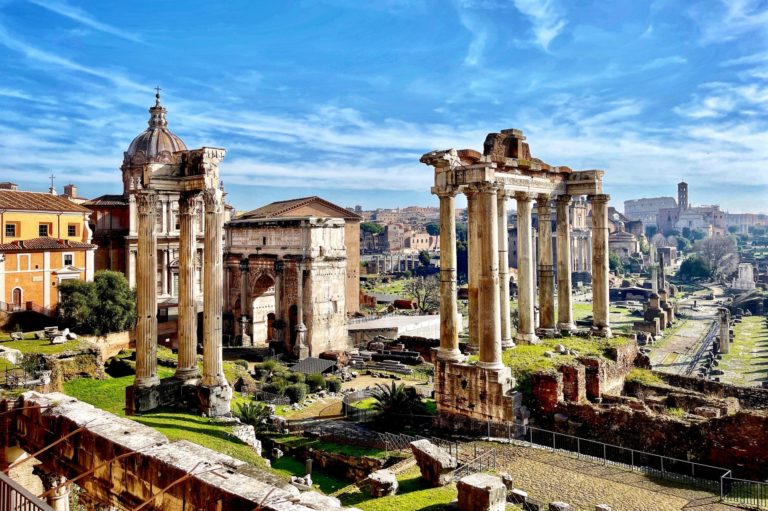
[603,443,607,466]
[487,417,491,440]
[552,431,556,452]
[577,438,580,459]
[631,449,634,470]
[661,457,665,474]
[529,427,533,447]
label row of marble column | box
[436,186,611,367]
[133,188,227,388]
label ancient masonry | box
[421,129,610,424]
[125,92,231,417]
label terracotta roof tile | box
[0,237,95,252]
[0,190,91,213]
[239,196,362,221]
[83,194,128,207]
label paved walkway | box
[469,442,739,511]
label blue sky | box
[0,0,766,214]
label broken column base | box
[457,473,506,511]
[197,383,233,417]
[591,326,612,338]
[125,378,184,415]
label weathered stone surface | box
[498,471,514,491]
[296,491,342,510]
[457,473,506,511]
[510,488,528,504]
[595,505,612,511]
[549,502,571,510]
[369,469,398,497]
[410,439,457,486]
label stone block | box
[197,383,233,418]
[549,502,571,510]
[271,447,283,459]
[369,469,398,497]
[296,491,341,510]
[498,471,514,491]
[509,488,528,504]
[456,473,506,511]
[410,439,457,486]
[595,505,612,511]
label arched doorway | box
[288,304,298,347]
[11,287,22,310]
[267,312,275,341]
[249,273,276,344]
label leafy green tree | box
[749,226,766,236]
[58,270,136,335]
[360,222,384,234]
[727,225,739,234]
[306,373,327,392]
[645,225,659,239]
[455,222,468,242]
[677,256,711,282]
[370,381,425,416]
[676,236,692,253]
[404,276,440,313]
[425,223,439,236]
[418,250,431,267]
[608,252,623,273]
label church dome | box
[123,90,187,167]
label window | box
[5,223,16,237]
[63,253,74,266]
[38,223,50,237]
[67,224,78,237]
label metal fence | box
[0,471,54,511]
[722,474,768,509]
[453,445,497,479]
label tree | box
[425,223,439,236]
[676,236,692,253]
[608,252,622,274]
[59,270,136,335]
[677,256,711,282]
[727,225,739,234]
[694,236,738,280]
[418,250,431,267]
[749,226,766,236]
[645,225,659,239]
[360,221,384,234]
[455,222,468,242]
[404,276,440,313]
[236,402,274,433]
[370,381,425,416]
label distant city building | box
[0,188,95,311]
[623,196,677,225]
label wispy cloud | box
[27,0,143,42]
[511,0,567,51]
[638,55,686,71]
[691,0,768,44]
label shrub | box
[306,373,327,392]
[286,383,309,404]
[263,379,288,396]
[286,372,305,384]
[233,359,249,370]
[59,270,136,335]
[326,377,342,393]
[236,402,274,433]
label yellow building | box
[0,185,95,312]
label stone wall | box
[396,335,440,362]
[652,372,768,410]
[81,331,131,361]
[39,348,104,392]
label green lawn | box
[719,316,768,386]
[339,466,457,511]
[63,367,266,467]
[269,434,390,460]
[0,358,17,371]
[270,456,349,494]
[0,337,85,355]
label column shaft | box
[437,192,461,361]
[498,191,514,348]
[275,261,285,349]
[294,262,308,358]
[176,193,199,380]
[537,195,555,331]
[466,188,479,352]
[556,195,575,331]
[590,194,611,336]
[239,259,252,345]
[202,189,227,387]
[160,249,168,295]
[515,192,538,344]
[477,184,503,369]
[134,190,159,387]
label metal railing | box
[722,473,768,509]
[453,446,496,479]
[0,471,54,511]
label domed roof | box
[123,90,187,167]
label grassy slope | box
[339,466,457,511]
[0,337,85,355]
[719,316,768,386]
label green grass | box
[270,456,349,494]
[625,368,666,386]
[0,358,17,371]
[339,466,457,511]
[719,316,768,386]
[0,337,86,355]
[63,367,266,467]
[351,397,378,410]
[664,407,685,418]
[269,434,390,459]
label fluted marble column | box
[437,191,462,361]
[515,192,538,344]
[537,195,555,332]
[128,193,137,236]
[590,194,611,336]
[175,192,199,380]
[274,260,285,348]
[202,188,228,387]
[497,190,514,348]
[294,262,308,359]
[134,190,159,387]
[556,195,576,331]
[239,258,252,346]
[466,186,480,352]
[477,183,503,369]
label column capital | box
[179,191,201,216]
[497,187,512,200]
[435,189,457,199]
[555,194,572,205]
[514,191,534,202]
[536,194,552,209]
[136,190,157,214]
[203,188,224,213]
[588,193,611,204]
[477,181,499,194]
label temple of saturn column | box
[421,129,611,424]
[126,147,232,417]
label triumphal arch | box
[421,129,610,425]
[124,98,231,417]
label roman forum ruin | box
[124,92,232,417]
[421,129,610,424]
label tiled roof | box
[289,357,336,375]
[239,196,362,221]
[0,190,91,213]
[83,194,129,207]
[0,237,95,252]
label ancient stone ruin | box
[420,129,611,425]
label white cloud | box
[511,0,567,51]
[27,0,143,42]
[692,0,768,44]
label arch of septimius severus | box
[421,129,610,425]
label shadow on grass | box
[340,475,455,511]
[270,456,349,494]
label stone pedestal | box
[590,194,611,337]
[35,468,70,511]
[556,195,575,331]
[515,192,538,344]
[369,469,398,497]
[197,383,233,418]
[457,473,506,511]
